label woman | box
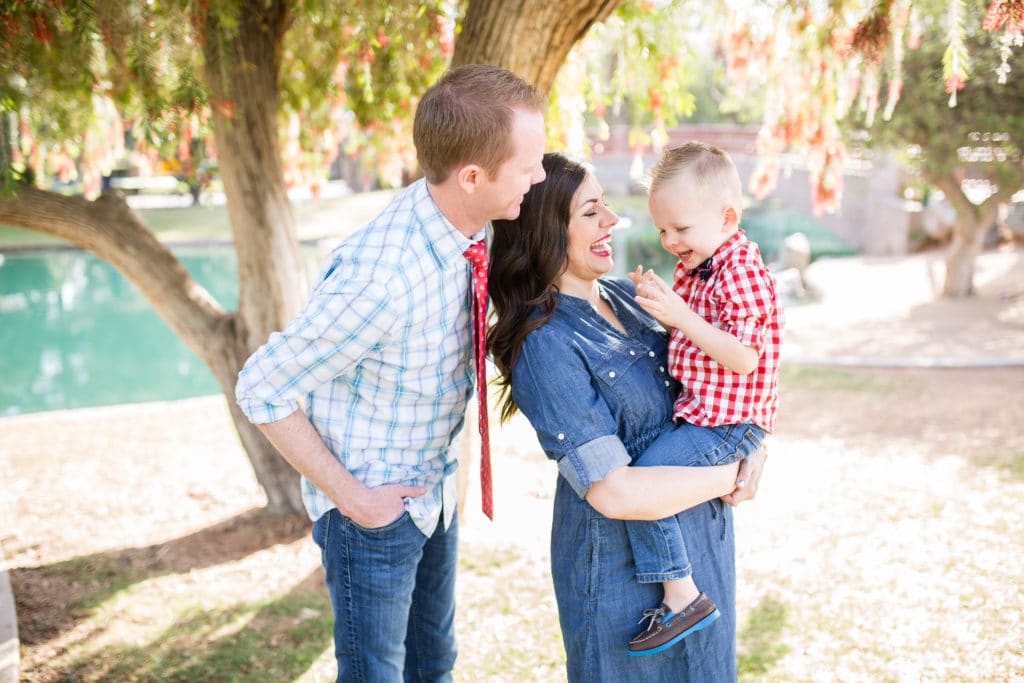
[487,153,766,681]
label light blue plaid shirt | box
[235,179,477,536]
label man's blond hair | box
[649,141,742,208]
[414,64,546,184]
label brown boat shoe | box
[626,592,721,656]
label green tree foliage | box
[859,1,1024,294]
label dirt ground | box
[3,247,1024,681]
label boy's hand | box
[634,270,690,329]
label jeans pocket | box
[348,510,411,537]
[311,509,333,566]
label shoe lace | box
[636,606,666,631]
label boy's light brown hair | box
[649,141,743,208]
[414,64,546,184]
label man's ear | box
[723,205,741,230]
[456,164,484,194]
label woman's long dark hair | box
[488,152,588,422]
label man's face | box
[475,107,547,221]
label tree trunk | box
[197,1,307,515]
[943,215,984,297]
[0,0,310,517]
[932,175,1013,298]
[453,0,621,93]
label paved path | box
[781,248,1024,367]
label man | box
[235,64,546,681]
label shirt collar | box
[712,229,746,262]
[410,179,478,266]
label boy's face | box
[648,173,738,272]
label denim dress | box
[510,277,737,682]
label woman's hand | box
[720,443,767,506]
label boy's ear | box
[456,164,484,194]
[722,205,741,230]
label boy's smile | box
[648,172,738,271]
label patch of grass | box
[134,205,232,240]
[69,581,331,682]
[737,595,790,679]
[779,365,895,393]
[0,204,232,249]
[977,450,1024,482]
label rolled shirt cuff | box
[235,397,299,425]
[557,434,631,499]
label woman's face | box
[559,173,619,292]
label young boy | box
[625,141,782,655]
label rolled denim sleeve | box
[511,329,630,498]
[235,272,397,424]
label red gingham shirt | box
[668,230,782,433]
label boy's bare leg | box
[662,575,700,612]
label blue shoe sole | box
[626,608,721,657]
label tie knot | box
[463,240,487,268]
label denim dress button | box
[648,351,656,357]
[609,371,616,378]
[664,380,671,387]
[629,350,636,356]
[557,432,565,440]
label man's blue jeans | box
[626,422,765,583]
[312,508,458,682]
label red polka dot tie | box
[463,240,492,519]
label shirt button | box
[659,366,665,373]
[648,351,656,357]
[609,371,616,378]
[629,350,636,356]
[557,433,565,440]
[664,380,671,387]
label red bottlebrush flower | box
[648,88,663,112]
[849,10,891,64]
[945,75,965,93]
[2,13,20,40]
[983,0,1024,33]
[433,14,454,58]
[190,0,209,46]
[886,78,903,103]
[30,10,52,44]
[212,99,236,120]
[749,163,778,199]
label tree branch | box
[0,186,231,368]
